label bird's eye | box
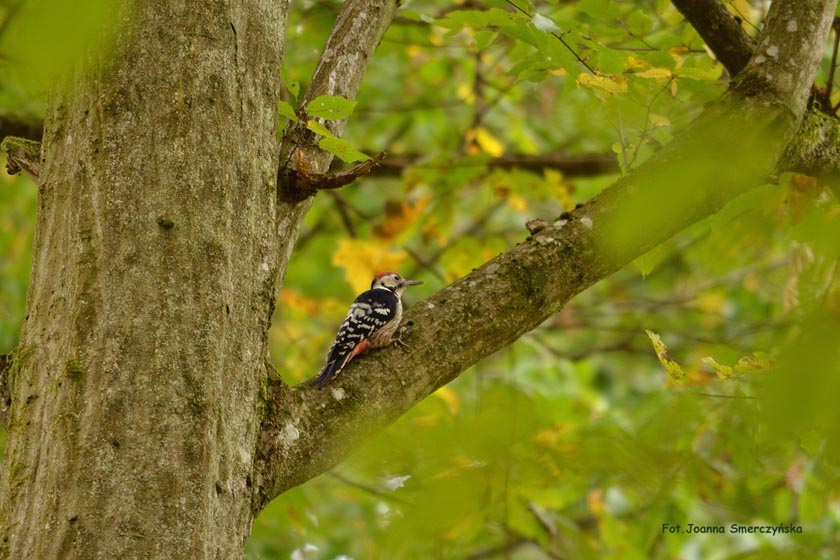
[394,274,401,280]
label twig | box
[280,151,387,202]
[327,471,412,505]
[828,18,840,108]
[503,0,595,74]
[329,191,358,238]
[357,152,618,179]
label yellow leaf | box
[669,50,684,69]
[407,44,423,59]
[422,217,448,247]
[634,67,672,80]
[535,423,568,446]
[624,55,648,70]
[670,79,679,96]
[587,488,605,516]
[645,330,686,383]
[411,415,439,428]
[457,82,474,103]
[577,73,628,94]
[649,113,670,127]
[433,386,461,415]
[702,352,773,379]
[544,168,575,211]
[692,291,724,314]
[831,88,840,110]
[734,352,774,374]
[279,289,321,315]
[507,193,528,212]
[702,356,735,379]
[374,196,430,240]
[331,238,407,293]
[725,0,751,31]
[475,126,504,157]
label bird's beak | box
[405,279,423,286]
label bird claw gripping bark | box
[392,330,414,352]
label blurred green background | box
[3,0,840,558]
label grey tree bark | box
[0,1,289,557]
[0,0,836,558]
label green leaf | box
[626,11,653,35]
[277,100,300,123]
[306,95,357,120]
[673,65,724,81]
[578,0,620,19]
[318,138,371,163]
[281,63,300,99]
[305,120,334,138]
[632,242,667,277]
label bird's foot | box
[392,328,414,351]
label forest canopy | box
[1,0,840,559]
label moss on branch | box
[2,136,42,183]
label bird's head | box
[371,271,423,294]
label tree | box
[1,0,839,558]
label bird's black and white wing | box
[311,289,399,387]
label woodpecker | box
[311,272,423,388]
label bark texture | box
[0,1,287,558]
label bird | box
[311,272,423,388]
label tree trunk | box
[0,1,287,557]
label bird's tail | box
[310,354,350,388]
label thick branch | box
[254,0,836,504]
[356,152,619,179]
[674,0,840,181]
[671,0,755,76]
